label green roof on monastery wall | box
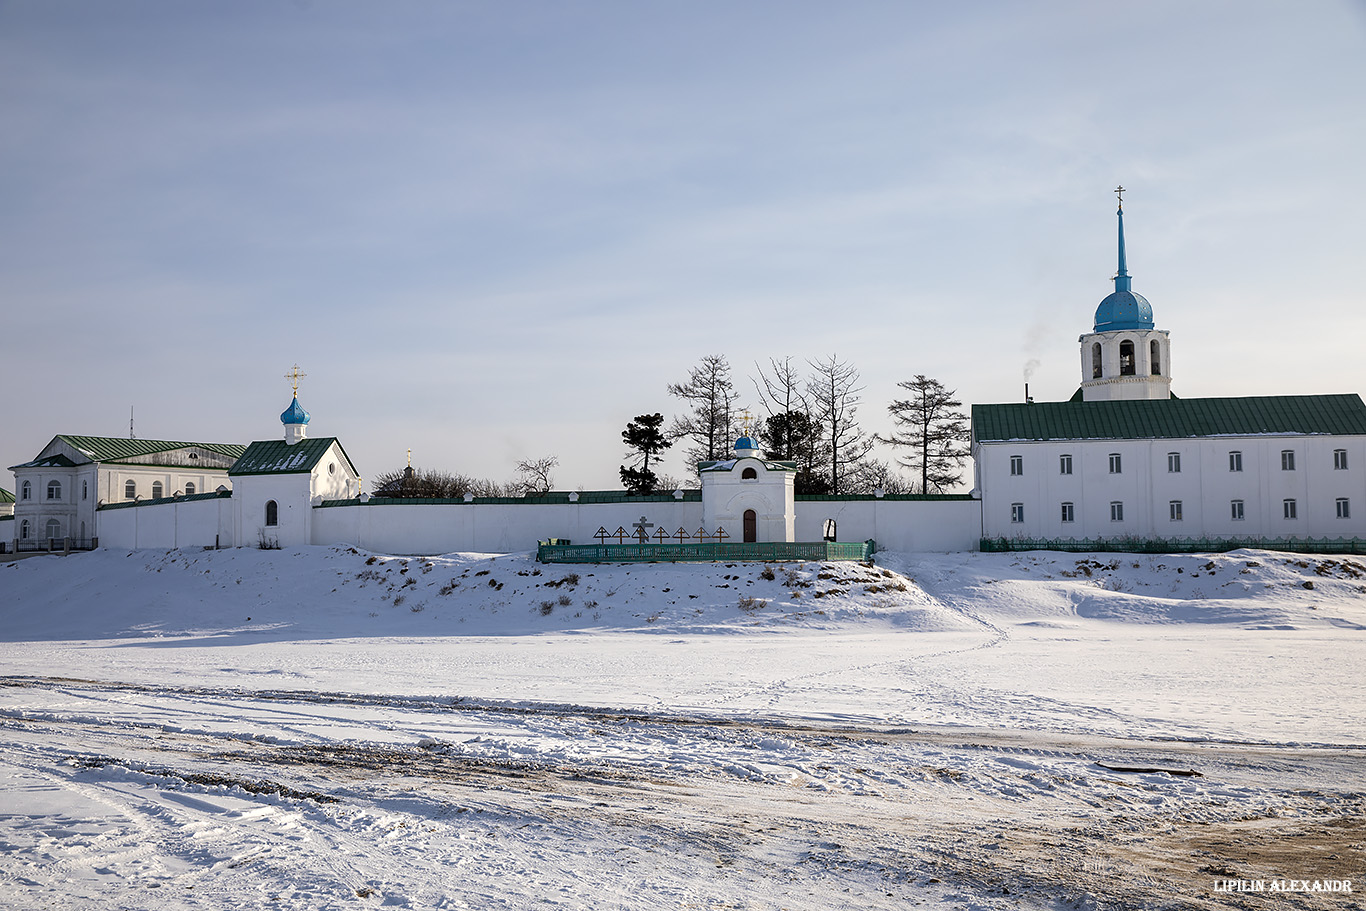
[972,394,1366,443]
[44,435,247,465]
[229,437,355,476]
[0,488,14,504]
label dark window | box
[1010,455,1023,476]
[185,482,195,496]
[1091,343,1102,379]
[1110,501,1124,522]
[1283,499,1297,520]
[1059,454,1072,475]
[1231,500,1244,521]
[1060,502,1074,523]
[1168,452,1181,473]
[1169,500,1182,521]
[1229,451,1243,472]
[1011,503,1024,523]
[265,500,279,527]
[1334,449,1348,470]
[1281,450,1295,471]
[21,481,31,500]
[125,480,136,500]
[151,481,163,499]
[1337,498,1350,519]
[741,467,757,480]
[1150,340,1161,376]
[1119,340,1135,376]
[47,480,61,500]
[1108,453,1122,474]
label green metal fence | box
[536,540,876,564]
[980,536,1366,556]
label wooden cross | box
[714,526,730,542]
[653,526,670,544]
[594,527,610,544]
[696,526,710,542]
[674,526,690,543]
[632,516,654,542]
[285,364,307,395]
[613,526,629,543]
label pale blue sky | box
[4,1,1365,490]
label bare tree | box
[669,354,742,470]
[876,375,971,493]
[371,467,511,499]
[807,355,873,494]
[513,456,559,495]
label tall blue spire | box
[1114,187,1131,292]
[1092,186,1153,332]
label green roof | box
[0,488,13,504]
[229,437,357,476]
[98,489,232,511]
[973,394,1366,443]
[9,453,79,470]
[55,434,246,463]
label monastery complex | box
[6,196,1366,558]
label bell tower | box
[1078,188,1171,402]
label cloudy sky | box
[4,1,1365,491]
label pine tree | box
[619,413,672,494]
[877,375,971,493]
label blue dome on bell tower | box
[1092,197,1154,332]
[280,396,310,426]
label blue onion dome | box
[1094,289,1154,332]
[280,396,311,425]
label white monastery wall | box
[96,497,233,550]
[311,500,708,555]
[793,498,981,553]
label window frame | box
[1108,453,1122,474]
[265,500,279,527]
[1009,455,1023,477]
[1336,498,1350,519]
[1059,454,1072,476]
[125,480,136,500]
[1169,500,1183,522]
[1231,499,1245,521]
[21,480,30,501]
[46,480,61,500]
[151,481,163,499]
[185,482,195,496]
[1060,502,1074,523]
[1010,503,1025,524]
[1283,498,1297,520]
[1167,452,1181,473]
[1281,450,1295,471]
[1334,449,1349,470]
[1229,451,1243,472]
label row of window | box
[17,479,202,502]
[1010,449,1351,477]
[1010,498,1352,523]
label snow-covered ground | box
[1,546,1362,909]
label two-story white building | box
[9,436,245,551]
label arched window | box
[82,479,88,500]
[185,482,195,496]
[19,519,30,540]
[47,480,61,500]
[1119,340,1136,376]
[125,480,136,500]
[265,500,279,527]
[151,481,163,499]
[1150,339,1161,376]
[1091,343,1102,379]
[741,467,757,480]
[45,519,61,541]
[742,509,757,543]
[21,481,30,501]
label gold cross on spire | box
[740,408,754,438]
[407,448,412,468]
[285,364,307,396]
[1115,185,1125,209]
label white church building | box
[7,195,1365,557]
[972,196,1366,549]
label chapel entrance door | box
[743,509,757,543]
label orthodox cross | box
[740,408,754,438]
[285,364,307,395]
[632,516,654,542]
[1114,185,1125,210]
